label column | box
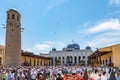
[30,56,31,66]
[81,56,83,61]
[64,56,66,65]
[85,56,87,66]
[60,57,62,65]
[73,56,74,65]
[100,56,102,64]
[49,59,51,66]
[76,56,78,64]
[53,57,55,66]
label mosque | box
[1,9,120,67]
[49,43,93,66]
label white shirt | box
[31,71,37,79]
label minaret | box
[5,9,21,66]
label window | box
[17,16,19,21]
[8,14,10,19]
[17,25,19,28]
[83,56,85,60]
[79,56,81,62]
[12,14,15,19]
[74,56,77,64]
[12,29,14,31]
[0,49,2,54]
[0,57,1,64]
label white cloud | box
[109,0,120,6]
[34,41,66,53]
[79,18,120,50]
[43,0,69,15]
[44,41,53,45]
[86,32,120,49]
[35,44,50,50]
[24,48,33,52]
[81,18,120,34]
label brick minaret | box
[5,9,21,66]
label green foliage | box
[113,66,119,69]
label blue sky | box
[0,0,120,54]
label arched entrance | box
[80,56,85,66]
[74,56,77,65]
[66,56,73,66]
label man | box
[31,69,37,80]
[116,72,120,80]
[6,70,12,80]
[17,71,25,80]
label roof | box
[99,43,120,51]
[67,43,80,50]
[7,9,21,15]
[21,51,51,59]
[90,50,112,59]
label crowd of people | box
[0,65,120,80]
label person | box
[97,73,101,80]
[43,69,47,80]
[116,72,120,80]
[56,73,62,80]
[72,68,77,75]
[49,68,53,80]
[17,71,24,80]
[39,75,43,80]
[6,70,12,80]
[31,69,37,80]
[0,73,2,80]
[53,68,58,80]
[11,70,15,80]
[46,68,50,79]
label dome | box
[63,47,65,51]
[67,43,80,50]
[52,47,56,51]
[86,46,91,50]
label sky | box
[0,0,120,54]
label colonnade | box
[91,56,112,66]
[51,56,89,66]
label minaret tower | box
[5,9,21,66]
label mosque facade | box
[49,43,93,66]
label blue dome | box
[67,43,80,50]
[52,47,56,51]
[86,46,91,49]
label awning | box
[90,50,112,59]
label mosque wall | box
[0,45,5,66]
[0,45,51,66]
[91,44,120,67]
[112,44,120,67]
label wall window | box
[83,56,85,60]
[8,14,10,19]
[79,56,81,62]
[12,14,15,19]
[17,16,19,21]
[0,57,1,64]
[0,49,2,54]
[12,29,14,31]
